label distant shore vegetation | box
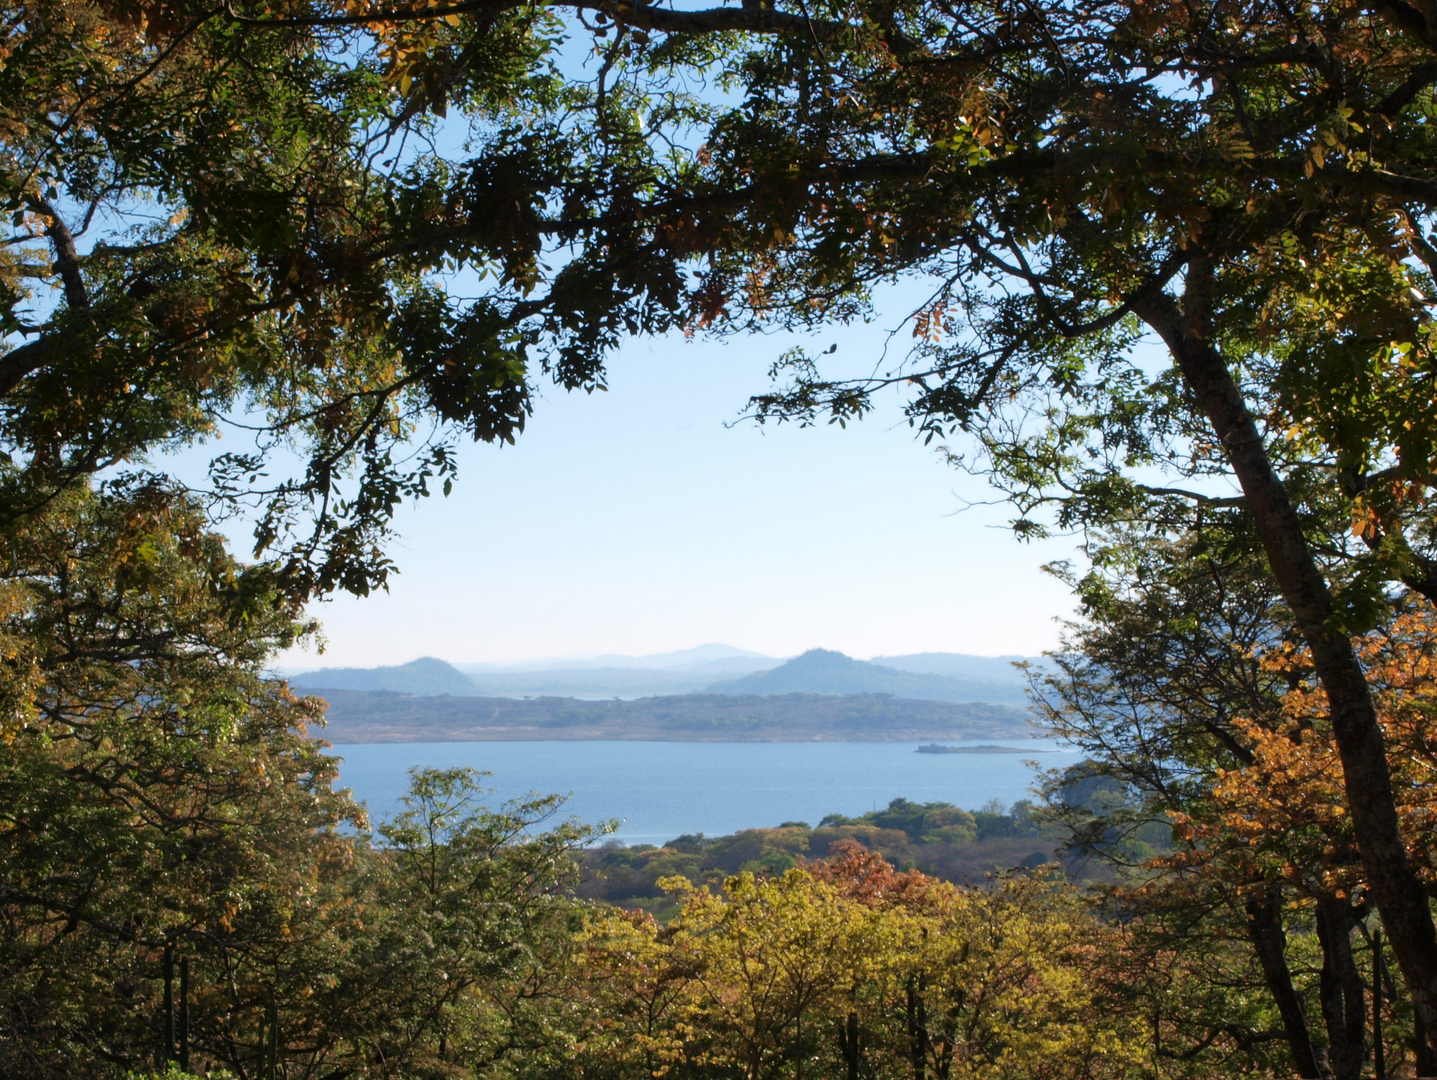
[579,791,1171,917]
[312,689,1040,743]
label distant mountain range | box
[288,647,1042,705]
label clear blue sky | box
[271,311,1080,670]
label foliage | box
[1186,602,1437,893]
[1030,533,1437,1078]
[0,484,607,1078]
[0,481,361,1074]
[576,856,1146,1080]
[578,799,1076,916]
[329,766,606,1078]
[11,0,1437,1074]
[0,0,698,603]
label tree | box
[0,479,365,1075]
[13,0,1437,1045]
[576,857,1145,1080]
[1186,603,1437,1077]
[0,480,608,1077]
[571,0,1437,1039]
[332,767,606,1077]
[664,868,886,1080]
[1,0,693,602]
[1029,528,1437,1077]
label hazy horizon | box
[275,643,1048,675]
[272,288,1078,672]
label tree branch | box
[1137,484,1246,508]
[0,339,53,398]
[37,200,89,312]
[225,0,922,51]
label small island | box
[917,743,1051,755]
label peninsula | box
[308,690,1040,744]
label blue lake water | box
[328,740,1081,846]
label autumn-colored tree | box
[1031,532,1374,1077]
[576,856,1145,1080]
[665,869,887,1080]
[1176,604,1437,1077]
[1196,606,1437,896]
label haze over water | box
[331,739,1078,846]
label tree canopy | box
[2,0,691,600]
[9,0,1437,1069]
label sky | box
[266,309,1082,671]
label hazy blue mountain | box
[706,649,1029,704]
[456,643,775,674]
[870,652,1045,683]
[289,656,482,696]
[469,668,716,698]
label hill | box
[308,690,1040,743]
[289,656,482,696]
[707,649,1029,705]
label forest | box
[5,0,1437,1076]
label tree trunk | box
[906,976,927,1080]
[838,1011,860,1080]
[1315,895,1368,1080]
[1415,997,1437,1077]
[1245,884,1324,1078]
[1132,268,1437,1054]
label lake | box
[329,739,1081,845]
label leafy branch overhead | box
[6,0,1437,597]
[2,0,701,601]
